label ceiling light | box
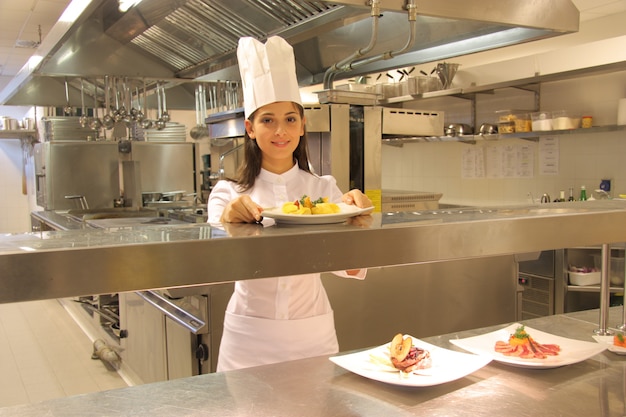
[119,0,142,12]
[59,0,92,23]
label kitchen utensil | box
[79,78,89,128]
[479,123,498,135]
[155,82,166,130]
[89,79,103,133]
[140,79,153,129]
[435,62,460,89]
[445,123,472,136]
[63,78,73,115]
[160,83,170,123]
[190,83,209,139]
[133,86,145,123]
[103,76,114,129]
[22,117,35,130]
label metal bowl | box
[445,123,472,137]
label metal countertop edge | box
[2,206,626,303]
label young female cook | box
[207,36,373,371]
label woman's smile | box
[245,101,305,173]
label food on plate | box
[568,265,599,273]
[494,325,561,359]
[389,333,432,373]
[281,195,340,215]
[614,333,626,348]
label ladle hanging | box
[160,83,170,123]
[155,82,166,130]
[89,79,103,134]
[79,78,88,128]
[103,75,114,129]
[63,78,73,115]
[140,79,153,129]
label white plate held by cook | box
[329,336,491,387]
[450,323,607,369]
[261,203,373,225]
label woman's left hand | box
[342,189,373,208]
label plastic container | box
[593,255,625,286]
[551,110,580,130]
[531,111,553,131]
[569,271,601,286]
[495,110,532,133]
[498,121,515,134]
[417,76,440,93]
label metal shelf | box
[379,61,626,105]
[382,125,626,145]
[566,285,624,293]
[0,130,38,140]
[498,125,626,141]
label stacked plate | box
[42,117,96,141]
[136,122,187,142]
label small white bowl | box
[569,271,601,286]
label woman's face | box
[245,101,305,174]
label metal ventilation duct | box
[0,0,579,107]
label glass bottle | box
[568,187,575,202]
[579,185,587,201]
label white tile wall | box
[383,70,626,206]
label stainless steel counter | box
[2,307,625,416]
[3,200,626,304]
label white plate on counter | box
[261,203,373,225]
[329,336,491,387]
[450,323,607,369]
[593,335,626,355]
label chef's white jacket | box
[208,164,365,371]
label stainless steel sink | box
[65,207,159,221]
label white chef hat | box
[237,36,303,119]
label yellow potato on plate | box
[282,202,299,214]
[311,202,340,214]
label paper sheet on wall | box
[538,137,559,175]
[483,143,534,178]
[461,147,485,178]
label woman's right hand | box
[220,195,263,223]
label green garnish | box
[512,325,530,340]
[298,195,326,206]
[617,333,625,343]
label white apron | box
[216,310,339,372]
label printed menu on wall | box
[538,137,559,175]
[462,143,534,179]
[461,147,485,178]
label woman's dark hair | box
[232,103,312,191]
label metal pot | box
[479,123,498,135]
[0,117,19,130]
[445,123,472,137]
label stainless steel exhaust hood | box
[0,0,579,108]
